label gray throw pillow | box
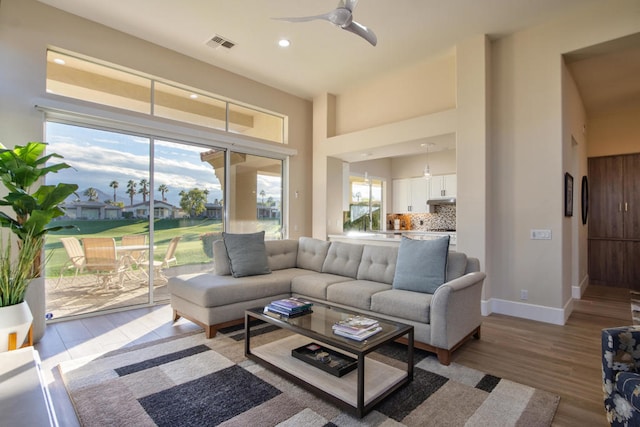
[222,231,271,278]
[392,236,449,293]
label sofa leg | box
[473,326,481,340]
[205,326,217,339]
[436,348,452,366]
[172,309,181,322]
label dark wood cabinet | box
[588,153,640,289]
[624,154,640,239]
[588,240,625,284]
[588,156,623,238]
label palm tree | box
[109,180,119,203]
[139,178,149,203]
[158,184,169,202]
[259,189,266,205]
[84,187,98,202]
[126,180,137,206]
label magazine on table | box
[263,305,311,318]
[333,315,379,335]
[269,297,314,312]
[333,325,383,341]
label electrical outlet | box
[521,290,528,300]
[530,229,552,240]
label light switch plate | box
[530,229,552,240]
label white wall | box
[588,104,640,157]
[489,0,640,323]
[0,0,313,239]
[335,53,457,134]
[562,61,589,302]
[391,149,456,179]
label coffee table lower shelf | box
[249,334,408,416]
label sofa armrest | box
[429,271,486,349]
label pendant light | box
[422,143,433,179]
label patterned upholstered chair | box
[602,326,640,426]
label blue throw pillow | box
[222,231,271,278]
[392,236,449,293]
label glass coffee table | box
[245,304,414,418]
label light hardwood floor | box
[35,284,628,426]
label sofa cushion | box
[212,239,231,276]
[392,236,449,294]
[446,251,468,281]
[168,269,295,308]
[371,289,433,324]
[291,273,352,300]
[266,239,298,271]
[357,245,398,285]
[322,241,364,279]
[326,280,391,310]
[297,237,331,272]
[222,231,271,278]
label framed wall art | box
[564,173,573,217]
[581,175,588,225]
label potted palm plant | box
[0,142,77,350]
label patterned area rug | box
[59,323,560,426]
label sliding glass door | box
[44,122,226,319]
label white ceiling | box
[37,0,612,101]
[35,0,640,163]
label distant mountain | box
[67,187,143,205]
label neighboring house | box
[257,204,280,219]
[204,202,223,219]
[61,201,122,220]
[122,200,177,219]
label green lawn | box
[46,218,223,278]
[45,218,283,278]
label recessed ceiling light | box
[53,58,65,65]
[190,94,198,99]
[278,39,291,48]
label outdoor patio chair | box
[82,237,126,291]
[141,236,181,284]
[56,237,86,286]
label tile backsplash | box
[387,205,456,231]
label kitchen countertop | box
[328,230,456,247]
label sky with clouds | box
[45,122,282,207]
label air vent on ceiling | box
[206,35,236,50]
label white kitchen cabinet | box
[393,178,429,213]
[429,174,457,199]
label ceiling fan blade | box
[343,21,377,46]
[344,0,359,13]
[272,11,334,24]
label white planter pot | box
[0,301,33,352]
[25,277,45,343]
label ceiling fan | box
[273,0,377,46]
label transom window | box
[46,50,285,144]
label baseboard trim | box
[481,298,567,325]
[572,275,589,299]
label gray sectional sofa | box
[168,236,486,365]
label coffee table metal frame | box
[245,304,414,418]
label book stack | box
[264,297,313,318]
[332,315,382,341]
